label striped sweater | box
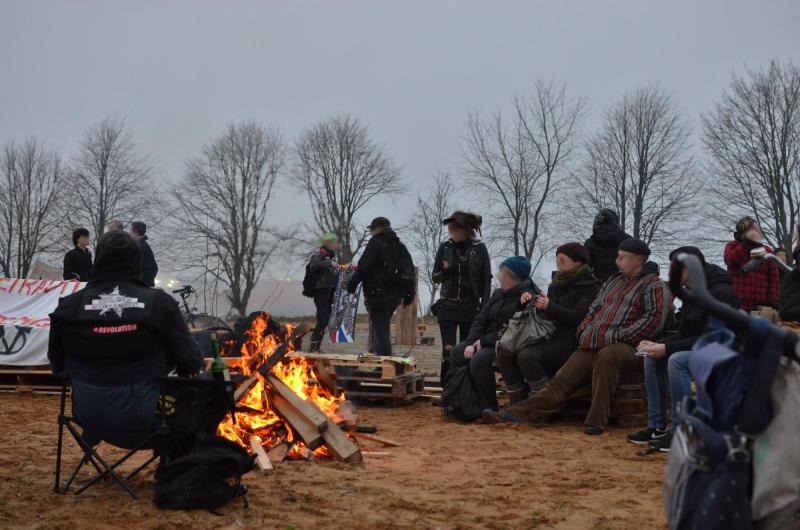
[577,267,672,350]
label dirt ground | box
[0,391,667,530]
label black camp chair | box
[54,369,238,500]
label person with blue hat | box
[446,255,540,413]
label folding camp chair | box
[53,376,171,500]
[54,371,238,500]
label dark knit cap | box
[618,238,651,257]
[669,246,705,264]
[130,221,147,236]
[556,242,591,265]
[499,256,532,280]
[366,217,391,230]
[92,230,143,283]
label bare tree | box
[294,114,402,263]
[172,121,287,315]
[0,139,64,277]
[702,60,800,251]
[461,79,585,268]
[406,171,453,313]
[65,115,160,239]
[574,84,698,248]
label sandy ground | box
[0,391,667,530]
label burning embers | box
[215,313,362,464]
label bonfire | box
[215,313,358,462]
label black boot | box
[309,340,321,352]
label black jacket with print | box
[48,280,204,385]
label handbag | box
[496,306,555,355]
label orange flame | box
[215,313,347,459]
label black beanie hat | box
[618,238,651,257]
[669,246,705,264]
[92,231,143,283]
[556,242,591,265]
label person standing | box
[347,217,416,356]
[106,220,124,232]
[724,216,779,311]
[431,211,491,383]
[129,221,158,287]
[306,234,339,352]
[584,209,631,282]
[63,228,94,282]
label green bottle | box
[210,338,228,381]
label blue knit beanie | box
[500,256,532,280]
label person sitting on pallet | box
[482,238,672,435]
[48,230,207,449]
[627,246,739,452]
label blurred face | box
[76,234,90,249]
[323,240,339,251]
[447,223,469,242]
[128,227,140,240]
[556,253,581,273]
[616,250,646,277]
[497,267,521,292]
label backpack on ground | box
[441,365,484,422]
[154,434,256,511]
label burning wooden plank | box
[266,374,328,432]
[266,443,289,463]
[249,436,273,473]
[268,392,324,450]
[321,418,363,464]
[351,432,402,447]
[233,322,312,402]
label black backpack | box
[385,240,416,294]
[154,434,256,511]
[441,365,484,422]
[302,261,315,298]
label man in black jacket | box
[48,231,205,447]
[347,217,416,356]
[63,228,93,281]
[129,221,158,287]
[584,209,631,282]
[627,246,739,452]
[307,234,339,352]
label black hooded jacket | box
[347,229,415,302]
[779,268,800,322]
[584,210,631,282]
[138,235,158,287]
[663,263,739,355]
[63,246,94,281]
[466,278,540,347]
[431,238,492,307]
[48,232,203,386]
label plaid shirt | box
[724,240,779,311]
[577,270,671,350]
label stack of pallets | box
[289,353,424,406]
[0,365,62,394]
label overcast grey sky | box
[1,0,798,312]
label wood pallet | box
[288,353,424,405]
[0,366,63,394]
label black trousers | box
[310,289,333,349]
[438,318,472,384]
[449,340,498,411]
[366,298,400,356]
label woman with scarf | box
[496,243,600,403]
[431,211,492,384]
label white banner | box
[0,278,85,366]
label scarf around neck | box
[552,264,592,286]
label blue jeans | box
[644,350,693,429]
[667,350,693,431]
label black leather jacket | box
[432,239,492,307]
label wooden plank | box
[249,436,273,472]
[321,418,362,464]
[268,392,324,450]
[312,359,337,394]
[351,432,401,447]
[266,375,328,432]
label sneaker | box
[481,408,522,424]
[584,425,605,436]
[648,431,673,453]
[627,427,668,445]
